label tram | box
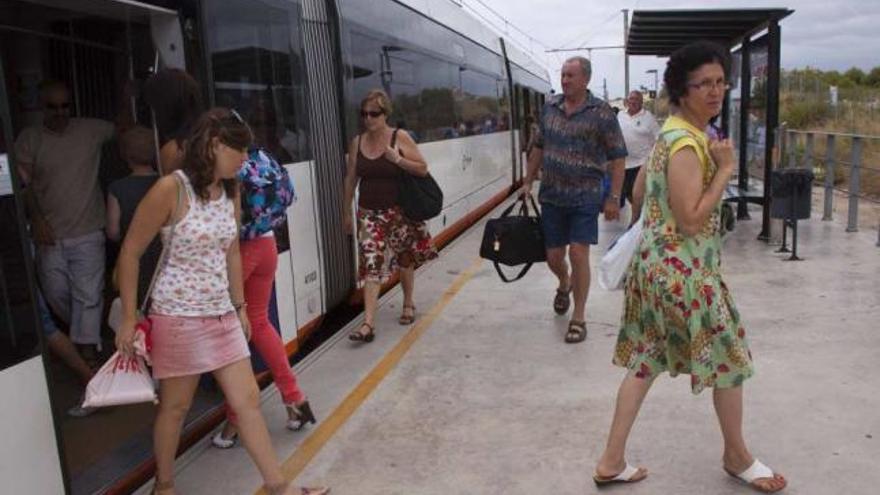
[0,0,550,493]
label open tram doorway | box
[0,1,210,493]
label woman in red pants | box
[213,146,316,448]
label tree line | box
[784,66,880,89]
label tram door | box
[0,1,184,492]
[0,53,66,495]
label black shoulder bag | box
[393,129,443,221]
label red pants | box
[227,236,305,424]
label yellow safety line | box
[255,258,483,494]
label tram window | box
[457,69,502,135]
[460,39,504,81]
[347,31,459,144]
[203,0,311,164]
[408,52,458,142]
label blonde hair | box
[119,126,156,167]
[360,89,392,116]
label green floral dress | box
[613,115,754,394]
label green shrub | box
[782,99,831,128]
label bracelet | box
[233,301,247,311]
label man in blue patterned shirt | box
[519,56,626,344]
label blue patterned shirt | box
[534,92,627,206]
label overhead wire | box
[558,9,621,51]
[458,0,555,73]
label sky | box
[462,0,880,100]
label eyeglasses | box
[686,78,731,93]
[360,110,384,119]
[45,102,71,111]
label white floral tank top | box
[151,170,237,316]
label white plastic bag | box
[598,216,644,291]
[83,331,157,408]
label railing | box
[778,126,880,247]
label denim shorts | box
[541,202,600,248]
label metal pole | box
[737,37,751,220]
[760,20,782,241]
[804,132,814,172]
[623,9,629,97]
[778,125,787,170]
[68,21,81,117]
[846,137,862,232]
[786,131,797,169]
[823,134,835,221]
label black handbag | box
[393,130,443,221]
[479,195,546,283]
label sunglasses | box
[45,102,71,110]
[360,110,384,119]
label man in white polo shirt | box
[617,90,660,209]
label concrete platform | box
[143,200,880,495]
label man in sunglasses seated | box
[14,80,119,367]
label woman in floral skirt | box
[342,89,437,343]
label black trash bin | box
[770,168,814,220]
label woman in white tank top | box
[115,108,327,495]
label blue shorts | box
[541,202,600,248]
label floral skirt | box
[358,206,437,284]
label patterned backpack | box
[238,148,295,240]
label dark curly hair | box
[664,41,730,106]
[143,68,204,146]
[182,108,253,202]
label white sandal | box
[593,461,648,486]
[725,459,786,493]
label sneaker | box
[67,400,97,418]
[211,430,238,449]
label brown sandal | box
[565,320,587,343]
[398,304,416,325]
[553,288,571,315]
[348,322,374,343]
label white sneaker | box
[67,399,97,418]
[211,430,237,449]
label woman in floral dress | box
[592,42,787,493]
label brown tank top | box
[356,130,400,210]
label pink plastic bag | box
[83,331,157,408]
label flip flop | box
[593,462,648,486]
[724,459,787,493]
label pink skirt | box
[149,312,250,379]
